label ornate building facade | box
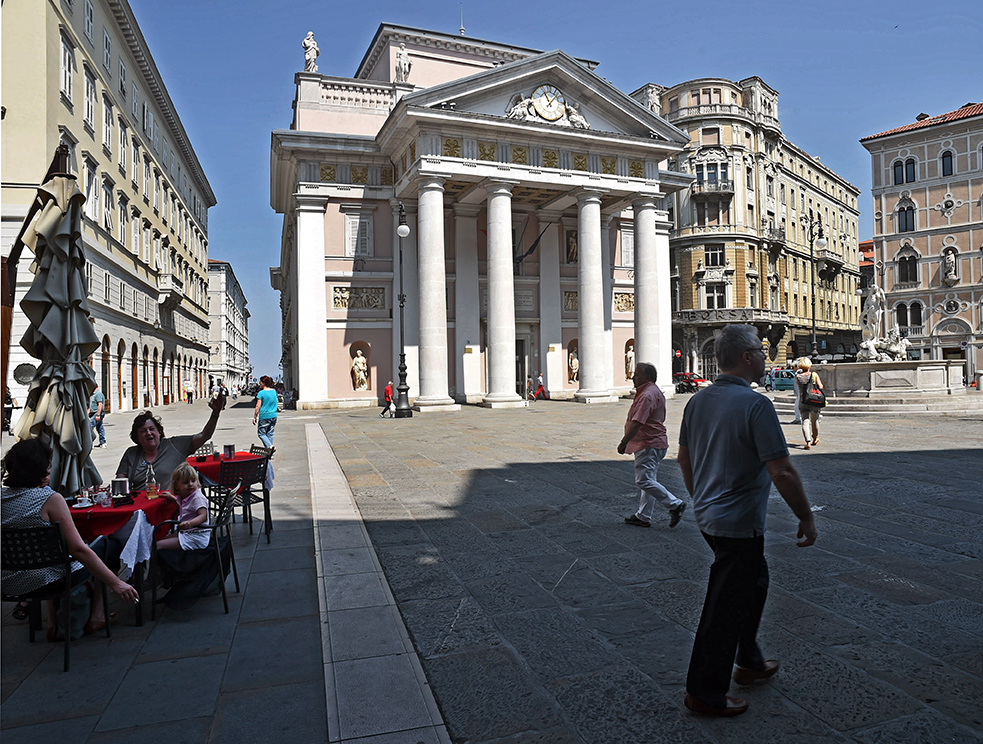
[207,260,250,392]
[860,103,982,382]
[2,0,215,411]
[631,78,862,377]
[270,24,692,409]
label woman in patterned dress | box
[2,439,138,640]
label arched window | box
[905,158,916,183]
[897,205,915,232]
[898,254,918,283]
[941,150,953,177]
[909,301,923,326]
[895,304,908,327]
[893,160,904,185]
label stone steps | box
[771,393,983,417]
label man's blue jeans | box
[257,417,276,448]
[90,413,106,445]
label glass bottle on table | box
[146,462,159,499]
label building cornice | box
[107,0,216,207]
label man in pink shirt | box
[618,362,686,528]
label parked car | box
[760,370,796,391]
[673,372,711,394]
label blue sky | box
[130,0,982,377]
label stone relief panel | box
[442,138,462,158]
[333,286,386,310]
[543,149,559,169]
[320,165,337,182]
[601,157,617,175]
[511,146,529,165]
[563,291,579,312]
[351,166,368,184]
[629,160,644,178]
[614,292,635,313]
[478,141,496,161]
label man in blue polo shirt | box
[677,324,817,717]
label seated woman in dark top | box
[2,439,139,640]
[116,393,225,490]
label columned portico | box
[295,194,330,406]
[415,177,458,410]
[482,181,524,407]
[575,190,614,402]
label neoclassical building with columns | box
[270,24,691,410]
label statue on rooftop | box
[303,32,320,73]
[395,43,412,83]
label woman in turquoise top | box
[252,376,278,448]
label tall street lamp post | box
[803,213,828,359]
[394,204,413,418]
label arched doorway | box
[117,339,126,410]
[700,339,718,381]
[153,348,160,406]
[101,336,112,413]
[142,346,150,408]
[131,343,139,409]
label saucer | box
[72,502,93,509]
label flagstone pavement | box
[2,393,982,743]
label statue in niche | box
[566,232,578,263]
[302,32,320,73]
[395,43,412,83]
[351,350,368,391]
[942,250,957,286]
[568,348,580,383]
[625,345,635,380]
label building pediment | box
[396,50,689,145]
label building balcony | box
[899,325,924,338]
[673,307,789,326]
[157,273,183,310]
[665,103,749,122]
[765,227,786,245]
[816,248,844,280]
[691,179,735,199]
[673,223,759,240]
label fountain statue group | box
[856,282,910,362]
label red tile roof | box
[861,103,983,141]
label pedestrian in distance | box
[619,362,687,529]
[253,376,278,448]
[790,358,803,424]
[89,383,107,448]
[531,372,547,401]
[380,381,394,417]
[677,324,817,717]
[795,358,824,449]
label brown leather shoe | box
[684,693,748,717]
[733,659,780,685]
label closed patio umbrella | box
[11,173,101,497]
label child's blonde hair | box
[171,462,199,492]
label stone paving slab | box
[318,396,983,744]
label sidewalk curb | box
[307,422,450,744]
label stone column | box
[654,211,674,395]
[537,212,564,394]
[633,198,659,368]
[415,178,457,409]
[482,181,523,406]
[453,204,482,403]
[601,215,614,391]
[294,194,329,406]
[575,190,613,402]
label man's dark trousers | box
[686,533,768,706]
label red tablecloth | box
[71,492,178,543]
[186,451,262,482]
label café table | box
[70,492,177,626]
[186,451,263,483]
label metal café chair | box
[205,454,270,543]
[1,523,111,672]
[151,481,242,616]
[247,444,274,543]
[193,441,214,457]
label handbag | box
[802,373,826,408]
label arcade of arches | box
[94,335,207,413]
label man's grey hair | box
[715,324,761,370]
[635,362,657,382]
